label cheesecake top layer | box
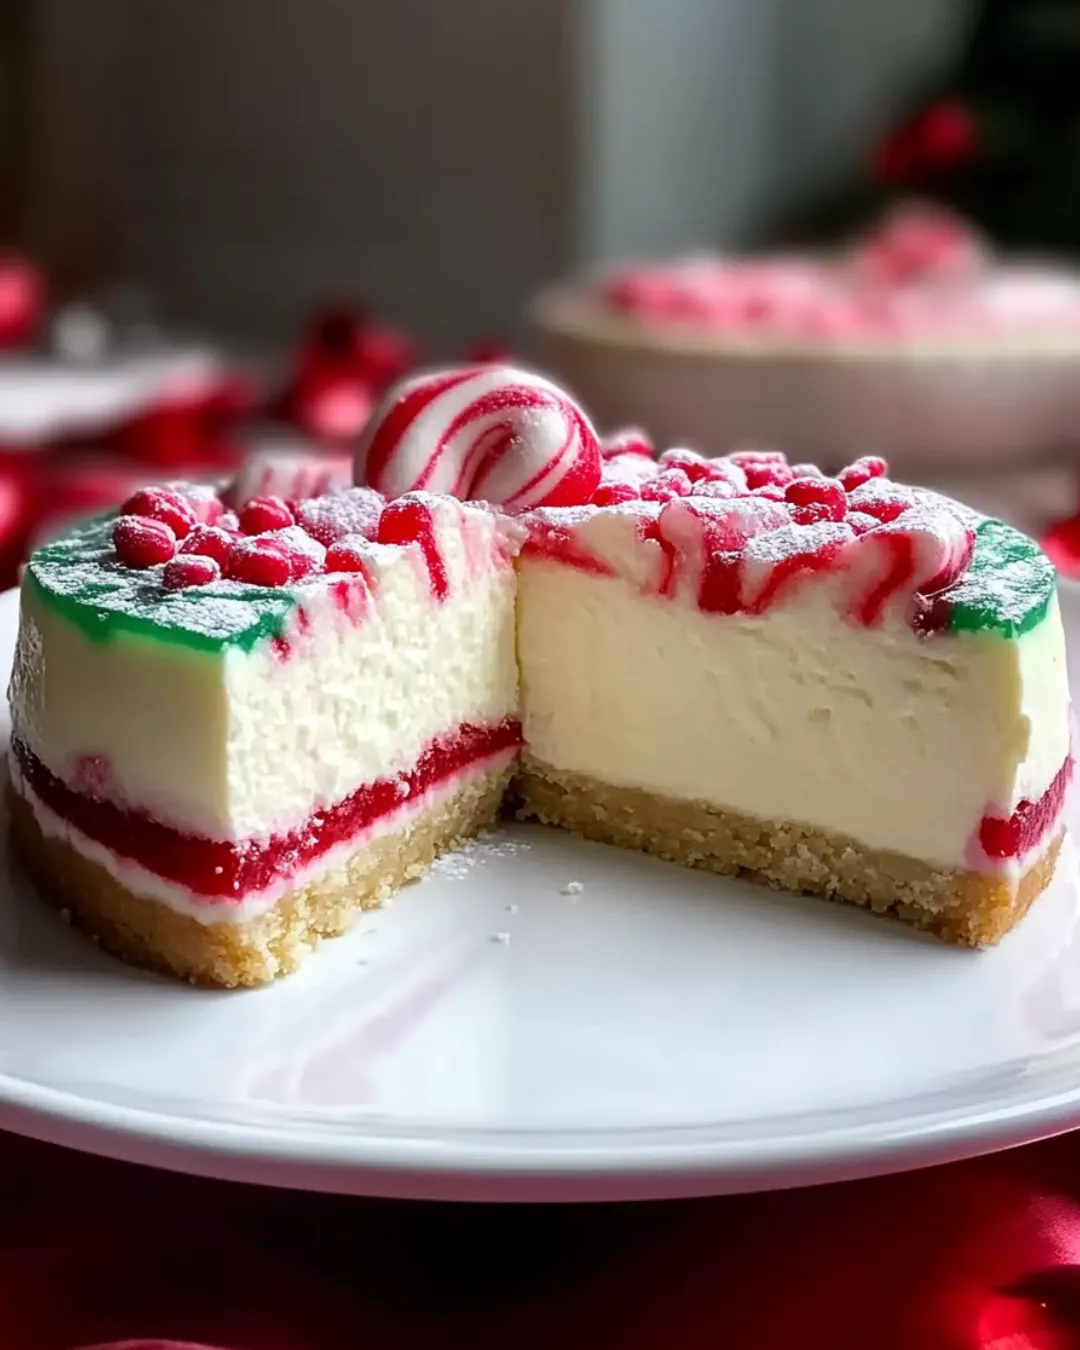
[25,514,302,654]
[24,484,512,656]
[24,364,1059,652]
[520,489,1055,641]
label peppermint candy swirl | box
[354,364,602,510]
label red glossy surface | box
[979,756,1074,861]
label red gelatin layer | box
[13,718,522,902]
[977,756,1073,862]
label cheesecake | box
[6,364,1072,984]
[515,458,1070,946]
[9,483,520,986]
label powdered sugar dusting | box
[267,524,327,573]
[295,487,385,546]
[27,477,504,653]
[946,519,1057,637]
[429,833,534,882]
[28,432,1056,655]
[523,443,1051,636]
[26,515,299,651]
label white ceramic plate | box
[2,585,1080,1202]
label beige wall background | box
[22,0,972,350]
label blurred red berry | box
[466,337,514,365]
[0,257,42,348]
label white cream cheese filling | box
[516,560,1071,874]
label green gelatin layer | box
[25,515,298,654]
[945,518,1057,639]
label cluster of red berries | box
[589,450,904,531]
[112,488,317,590]
[110,484,428,591]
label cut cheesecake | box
[6,364,1073,984]
[516,503,1070,946]
[9,486,520,985]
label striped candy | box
[354,364,602,510]
[229,444,353,508]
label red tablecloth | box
[6,1129,1080,1350]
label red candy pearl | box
[657,448,709,481]
[180,523,237,568]
[197,496,226,526]
[857,494,909,524]
[693,479,738,500]
[377,498,430,548]
[785,477,847,522]
[120,486,199,539]
[838,456,888,492]
[641,468,693,503]
[731,450,787,466]
[731,453,794,490]
[163,554,221,589]
[226,536,292,587]
[239,495,295,535]
[377,497,449,600]
[270,534,325,579]
[591,482,640,507]
[605,428,654,459]
[184,488,227,525]
[112,514,177,568]
[847,510,881,536]
[326,535,371,572]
